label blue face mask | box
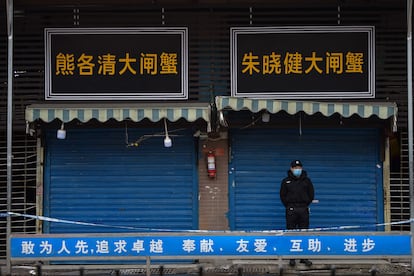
[292,168,302,177]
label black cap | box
[290,160,303,167]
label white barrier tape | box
[2,212,413,233]
[5,212,209,233]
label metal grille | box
[0,134,37,258]
[4,1,409,127]
[390,131,410,231]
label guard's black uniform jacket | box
[280,170,314,229]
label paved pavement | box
[4,259,413,275]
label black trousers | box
[285,206,309,229]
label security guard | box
[280,160,314,267]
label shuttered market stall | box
[43,128,198,233]
[228,128,383,231]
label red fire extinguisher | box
[207,151,216,178]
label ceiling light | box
[262,111,270,123]
[57,122,66,140]
[163,118,172,147]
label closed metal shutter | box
[229,128,383,231]
[43,128,198,233]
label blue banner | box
[11,234,410,259]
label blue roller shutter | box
[229,128,383,231]
[43,128,198,233]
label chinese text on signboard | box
[11,234,409,259]
[231,26,375,99]
[45,28,188,100]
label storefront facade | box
[0,0,409,260]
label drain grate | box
[115,267,177,275]
[204,267,238,273]
[204,265,270,274]
[375,264,411,274]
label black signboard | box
[45,28,188,100]
[231,26,375,99]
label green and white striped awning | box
[25,103,211,123]
[216,96,397,120]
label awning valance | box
[216,96,397,120]
[25,103,211,123]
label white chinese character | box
[96,240,109,254]
[182,239,196,253]
[290,239,303,252]
[200,239,214,253]
[150,239,163,253]
[254,239,267,253]
[21,241,35,255]
[132,240,145,253]
[236,239,249,253]
[40,241,52,254]
[114,240,127,254]
[75,240,89,254]
[344,238,358,252]
[362,238,375,252]
[57,241,70,254]
[308,239,321,252]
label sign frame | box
[45,27,188,101]
[11,232,410,261]
[230,26,375,99]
